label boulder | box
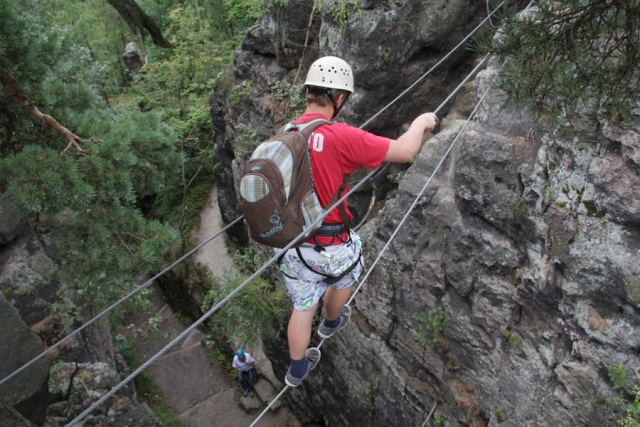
[0,292,49,425]
[0,193,25,245]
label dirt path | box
[193,187,234,277]
[127,186,299,427]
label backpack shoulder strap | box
[282,118,331,137]
[324,176,351,229]
[283,118,351,228]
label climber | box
[232,348,256,397]
[278,55,438,387]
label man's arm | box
[385,112,438,163]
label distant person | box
[232,348,256,397]
[277,56,438,387]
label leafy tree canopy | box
[0,0,261,322]
[483,0,639,124]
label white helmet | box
[304,56,354,93]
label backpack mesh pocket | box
[240,174,269,202]
[301,192,323,227]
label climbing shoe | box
[317,305,351,339]
[284,347,321,387]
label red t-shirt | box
[293,113,390,244]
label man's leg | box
[248,369,255,390]
[288,306,317,359]
[238,373,249,395]
[280,248,325,386]
[247,369,256,396]
[285,305,321,386]
[323,286,352,322]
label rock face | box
[0,221,156,426]
[0,292,50,425]
[0,193,25,245]
[122,42,144,86]
[213,0,491,244]
[214,1,640,426]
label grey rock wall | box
[0,193,25,245]
[0,220,156,425]
[213,0,491,244]
[0,292,49,425]
[215,1,640,426]
[289,66,640,426]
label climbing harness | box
[0,1,520,424]
[251,59,505,427]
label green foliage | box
[11,0,133,102]
[508,198,528,215]
[496,405,506,422]
[500,328,522,346]
[618,386,640,427]
[1,87,184,323]
[315,0,361,34]
[235,123,261,155]
[412,306,450,345]
[57,108,181,207]
[132,2,254,120]
[0,0,259,340]
[269,81,306,127]
[0,0,59,85]
[365,384,375,410]
[53,204,180,316]
[608,363,627,389]
[0,0,61,146]
[433,414,445,426]
[233,245,272,274]
[222,0,263,31]
[0,145,95,215]
[201,273,288,345]
[229,80,254,106]
[114,334,187,425]
[392,171,405,183]
[481,1,640,124]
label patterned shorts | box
[278,230,364,310]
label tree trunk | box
[106,0,171,50]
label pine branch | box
[0,68,89,154]
[117,233,136,256]
[118,231,144,242]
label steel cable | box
[0,216,244,386]
[249,55,497,427]
[62,2,510,424]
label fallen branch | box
[0,68,89,154]
[421,401,438,427]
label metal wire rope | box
[358,0,505,130]
[65,3,509,423]
[350,0,505,227]
[487,0,500,28]
[66,185,357,425]
[250,0,538,417]
[347,64,499,307]
[5,2,496,386]
[0,215,245,386]
[248,55,495,427]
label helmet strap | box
[331,92,350,119]
[305,86,350,119]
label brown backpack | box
[239,119,347,248]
